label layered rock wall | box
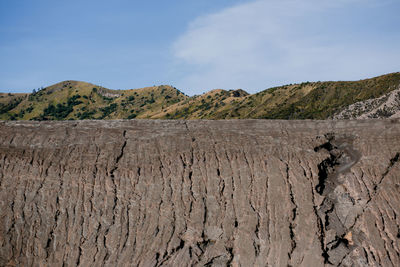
[0,120,399,266]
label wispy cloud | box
[172,0,400,94]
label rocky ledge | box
[0,119,399,266]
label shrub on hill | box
[98,103,118,119]
[34,95,83,120]
[0,98,23,114]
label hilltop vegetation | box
[1,72,400,120]
[0,81,187,120]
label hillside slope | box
[1,72,400,120]
[1,120,400,266]
[0,81,187,120]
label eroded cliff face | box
[0,120,399,266]
[333,86,400,119]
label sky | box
[0,0,399,95]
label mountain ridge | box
[1,72,400,120]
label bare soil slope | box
[0,120,400,266]
[333,86,400,119]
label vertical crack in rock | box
[281,160,298,263]
[314,133,341,195]
[374,152,400,193]
[183,121,218,264]
[314,133,361,265]
[226,247,234,266]
[243,150,261,261]
[103,130,127,263]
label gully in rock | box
[313,133,362,265]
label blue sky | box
[0,0,399,94]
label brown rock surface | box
[0,119,400,266]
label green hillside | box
[0,81,187,120]
[1,72,399,120]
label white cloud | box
[171,0,399,94]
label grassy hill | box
[0,81,187,120]
[1,72,400,120]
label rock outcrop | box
[333,86,400,119]
[0,119,400,266]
